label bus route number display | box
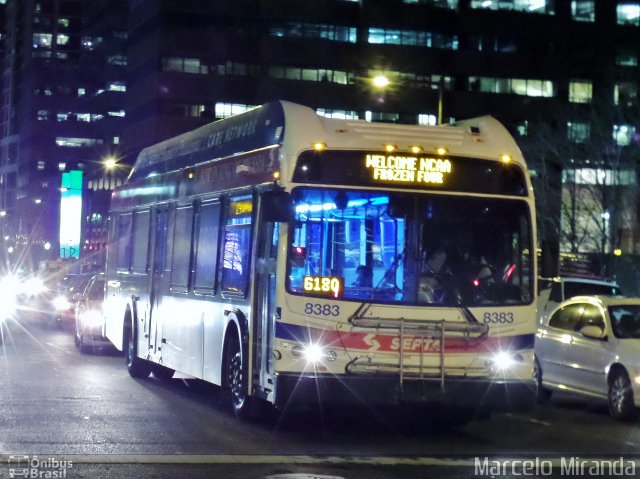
[365,154,452,185]
[303,276,343,299]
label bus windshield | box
[287,187,533,307]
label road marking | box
[505,413,551,426]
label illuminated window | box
[55,137,103,147]
[56,34,69,45]
[567,122,590,143]
[367,28,458,49]
[214,103,257,119]
[107,55,127,65]
[617,3,640,26]
[269,23,357,43]
[57,113,69,121]
[37,161,45,171]
[108,110,125,117]
[183,58,207,74]
[616,49,638,66]
[569,80,592,103]
[58,18,70,28]
[418,114,437,125]
[614,82,638,106]
[468,76,555,97]
[613,125,636,146]
[516,120,529,136]
[107,82,126,92]
[469,0,555,14]
[37,110,49,121]
[269,66,354,84]
[403,0,458,7]
[316,109,359,119]
[77,113,90,122]
[366,111,400,123]
[77,88,85,96]
[571,0,595,22]
[32,33,52,49]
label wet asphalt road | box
[1,314,640,478]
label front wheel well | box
[608,364,630,384]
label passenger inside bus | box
[352,265,373,288]
[418,247,447,304]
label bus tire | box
[125,316,150,379]
[223,333,253,420]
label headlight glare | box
[291,343,336,363]
[53,296,71,311]
[488,351,523,370]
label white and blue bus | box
[104,101,537,418]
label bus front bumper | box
[273,373,535,411]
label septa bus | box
[103,101,537,418]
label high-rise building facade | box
[0,0,126,269]
[122,0,640,274]
[0,0,638,274]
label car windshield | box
[609,306,640,339]
[287,187,533,306]
[565,282,623,298]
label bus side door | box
[149,206,173,356]
[253,212,279,399]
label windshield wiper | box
[349,250,405,322]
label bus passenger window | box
[194,202,221,291]
[221,196,253,295]
[117,213,132,271]
[171,205,194,289]
[131,210,150,273]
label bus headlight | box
[291,343,337,363]
[488,351,523,371]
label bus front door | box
[253,220,279,399]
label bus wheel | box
[125,320,150,379]
[224,339,252,419]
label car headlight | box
[53,296,71,311]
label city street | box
[1,313,640,479]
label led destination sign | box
[303,275,343,298]
[365,154,452,185]
[292,150,528,197]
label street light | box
[104,156,118,170]
[372,75,390,89]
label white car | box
[537,276,623,325]
[535,295,640,420]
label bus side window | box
[131,209,151,273]
[106,215,118,273]
[171,204,194,290]
[117,213,133,272]
[221,195,253,296]
[193,201,221,292]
